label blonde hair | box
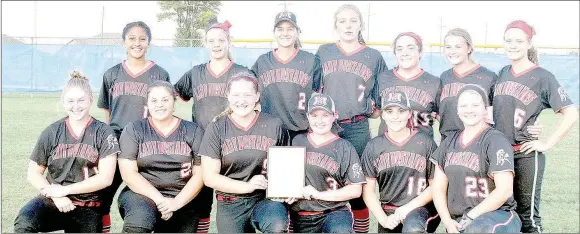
[334,4,365,44]
[203,28,234,61]
[212,72,260,122]
[61,71,92,102]
[445,28,475,62]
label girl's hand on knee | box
[52,197,76,213]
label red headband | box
[209,20,232,33]
[505,20,533,38]
[398,32,423,47]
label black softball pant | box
[14,196,101,233]
[117,187,200,233]
[514,151,546,233]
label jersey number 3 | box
[465,177,489,198]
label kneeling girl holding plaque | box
[289,93,366,233]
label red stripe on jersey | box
[307,133,340,148]
[336,42,366,57]
[459,125,489,149]
[384,128,418,147]
[510,64,539,78]
[453,64,481,79]
[273,48,299,64]
[122,60,156,79]
[207,61,234,79]
[148,117,181,138]
[394,68,425,82]
[65,117,94,141]
[228,111,260,131]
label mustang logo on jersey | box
[351,163,363,179]
[106,134,118,149]
[558,87,570,102]
[496,149,510,166]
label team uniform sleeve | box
[161,68,171,82]
[488,72,499,106]
[486,133,515,177]
[191,125,205,166]
[96,125,120,159]
[199,122,222,159]
[97,72,111,109]
[311,55,323,92]
[360,141,377,179]
[341,144,366,185]
[118,123,140,160]
[541,72,575,113]
[429,136,452,172]
[370,56,388,108]
[29,127,54,166]
[426,138,438,180]
[174,70,194,102]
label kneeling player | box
[361,91,440,233]
[431,85,521,233]
[14,72,119,233]
[117,81,205,233]
[289,93,366,233]
[200,73,290,233]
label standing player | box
[251,11,322,141]
[97,21,171,232]
[14,72,119,233]
[316,4,388,232]
[376,32,439,138]
[173,19,251,231]
[431,85,521,233]
[200,72,290,233]
[361,91,439,233]
[493,20,579,233]
[117,81,205,233]
[289,93,366,233]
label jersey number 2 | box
[298,93,306,110]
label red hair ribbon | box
[505,20,533,38]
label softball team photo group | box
[12,3,578,233]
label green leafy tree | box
[157,0,222,47]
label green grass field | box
[2,92,579,233]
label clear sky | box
[2,1,579,47]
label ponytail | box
[357,31,366,45]
[212,107,233,122]
[528,46,539,65]
[294,38,302,49]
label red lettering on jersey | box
[373,151,427,173]
[444,152,480,172]
[306,152,339,175]
[259,68,310,88]
[110,82,125,99]
[53,143,99,163]
[381,86,433,108]
[494,81,538,106]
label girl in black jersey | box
[97,21,171,232]
[200,72,290,233]
[315,5,388,232]
[494,20,578,233]
[432,85,521,233]
[117,81,205,233]
[362,91,440,233]
[14,72,119,233]
[289,93,365,233]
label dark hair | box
[212,72,260,122]
[146,80,177,103]
[122,21,152,43]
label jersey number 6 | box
[514,108,526,129]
